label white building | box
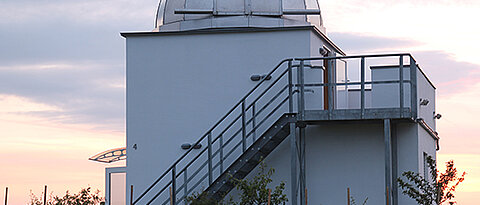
[105,0,440,204]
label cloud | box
[329,32,421,53]
[0,0,159,65]
[0,62,125,131]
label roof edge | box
[120,26,345,55]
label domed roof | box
[154,0,325,32]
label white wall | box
[125,29,333,203]
[416,68,436,129]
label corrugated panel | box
[185,0,213,20]
[216,0,244,13]
[282,0,306,23]
[251,0,281,14]
[164,0,186,24]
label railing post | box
[399,55,404,118]
[288,60,294,113]
[172,166,176,205]
[219,134,224,172]
[360,57,365,119]
[328,58,334,115]
[252,103,256,141]
[183,169,188,204]
[410,56,417,119]
[297,60,305,120]
[207,132,213,185]
[241,100,247,152]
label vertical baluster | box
[252,103,256,141]
[183,169,188,204]
[297,60,305,120]
[219,134,224,172]
[399,55,404,118]
[241,100,247,152]
[410,56,417,119]
[360,57,365,119]
[328,58,334,114]
[288,60,294,113]
[207,132,213,185]
[171,166,176,205]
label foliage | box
[397,155,465,205]
[186,191,230,205]
[349,195,368,205]
[229,160,288,205]
[29,187,104,205]
[187,161,288,205]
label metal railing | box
[132,53,420,204]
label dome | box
[154,0,325,32]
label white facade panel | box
[126,29,314,203]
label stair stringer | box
[204,113,297,201]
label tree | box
[187,160,288,205]
[29,187,104,205]
[230,161,288,205]
[397,155,465,205]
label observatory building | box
[106,0,439,204]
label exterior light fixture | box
[250,74,272,81]
[181,143,202,150]
[420,98,429,106]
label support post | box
[384,119,393,205]
[392,124,398,205]
[360,57,365,119]
[410,57,417,119]
[347,187,350,205]
[130,185,134,205]
[290,123,297,205]
[399,55,404,118]
[5,187,8,205]
[44,185,47,205]
[299,127,306,205]
[288,60,293,113]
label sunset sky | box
[1,0,479,204]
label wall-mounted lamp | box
[319,47,330,56]
[420,98,430,106]
[181,143,202,150]
[250,74,272,81]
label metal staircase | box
[205,113,296,201]
[131,53,421,205]
[132,58,298,205]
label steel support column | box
[392,123,398,205]
[384,119,393,205]
[299,127,306,205]
[290,123,298,205]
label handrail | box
[133,58,293,204]
[295,53,414,61]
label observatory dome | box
[154,0,325,32]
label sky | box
[0,0,479,204]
